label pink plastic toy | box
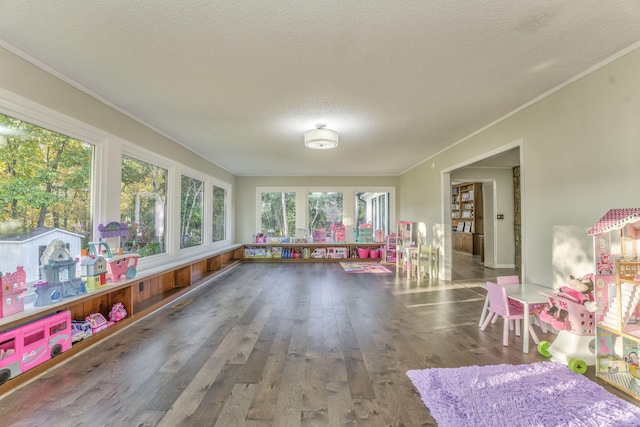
[0,310,72,384]
[0,267,27,318]
[109,303,127,322]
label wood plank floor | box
[0,256,637,426]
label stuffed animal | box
[540,274,596,330]
[560,274,597,313]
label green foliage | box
[0,113,92,242]
[308,192,343,234]
[121,155,167,256]
[212,185,226,242]
[180,175,203,248]
[261,192,295,237]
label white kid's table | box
[396,245,418,278]
[479,282,550,354]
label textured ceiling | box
[1,1,640,176]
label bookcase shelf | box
[451,182,483,254]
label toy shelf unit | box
[384,234,397,264]
[451,182,483,255]
[242,243,383,262]
[588,208,640,400]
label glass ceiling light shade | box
[304,123,339,150]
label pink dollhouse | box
[0,267,27,318]
[330,222,345,243]
[588,208,640,397]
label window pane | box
[260,192,295,237]
[212,185,226,242]
[355,192,390,235]
[180,175,203,248]
[0,112,93,284]
[308,192,343,242]
[120,155,167,257]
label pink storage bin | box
[369,249,380,258]
[357,248,370,258]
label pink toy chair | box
[479,275,519,327]
[481,281,540,347]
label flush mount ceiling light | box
[304,123,339,150]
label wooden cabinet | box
[451,182,483,254]
[453,231,473,253]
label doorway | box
[442,143,522,281]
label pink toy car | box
[0,311,72,384]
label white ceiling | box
[2,1,640,176]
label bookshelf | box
[451,182,483,254]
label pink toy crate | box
[1,267,27,318]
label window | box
[120,155,168,257]
[180,175,203,249]
[260,191,296,237]
[0,112,93,283]
[257,187,394,243]
[356,192,390,235]
[308,192,343,241]
[212,184,227,242]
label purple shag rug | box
[407,362,640,427]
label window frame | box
[0,89,234,281]
[256,186,395,243]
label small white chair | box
[412,245,439,279]
[481,281,540,347]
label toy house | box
[330,222,345,243]
[0,227,83,286]
[312,228,327,243]
[355,224,373,243]
[588,208,640,398]
[81,255,108,291]
[34,239,86,307]
[0,267,27,318]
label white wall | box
[400,46,640,288]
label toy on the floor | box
[0,310,72,384]
[88,222,139,282]
[538,275,597,374]
[34,239,86,307]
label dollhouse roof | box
[587,208,640,235]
